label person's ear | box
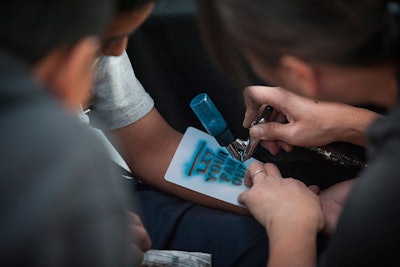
[49,37,100,111]
[278,55,319,98]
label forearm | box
[112,109,249,215]
[335,105,381,147]
[267,224,318,267]
[243,86,381,148]
[90,54,248,213]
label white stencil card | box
[165,127,258,207]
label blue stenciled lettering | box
[206,173,218,182]
[214,150,228,165]
[223,158,237,175]
[187,140,248,187]
[210,164,221,174]
[220,172,230,183]
[235,164,246,177]
[196,149,215,174]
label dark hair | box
[0,0,116,65]
[117,0,155,13]
[198,0,400,84]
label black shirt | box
[319,72,400,266]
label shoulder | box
[0,74,131,266]
[1,97,126,206]
[368,102,400,154]
[94,51,134,82]
[365,102,400,184]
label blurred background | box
[126,0,365,188]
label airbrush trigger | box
[190,93,273,163]
[240,105,274,162]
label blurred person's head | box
[198,0,400,107]
[101,0,156,56]
[0,0,116,110]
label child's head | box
[0,0,115,65]
[0,0,116,110]
[101,0,156,56]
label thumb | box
[250,122,290,143]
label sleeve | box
[318,117,400,266]
[91,51,154,131]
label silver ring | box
[250,169,265,179]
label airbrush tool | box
[190,93,367,168]
[251,105,367,168]
[190,93,248,161]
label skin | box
[102,3,249,215]
[101,3,155,56]
[128,212,152,265]
[238,162,324,267]
[94,3,252,263]
[97,4,158,261]
[34,37,100,111]
[318,178,357,236]
[242,53,394,155]
[242,86,381,155]
[32,36,151,265]
[237,45,398,267]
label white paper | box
[165,127,258,207]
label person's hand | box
[238,162,324,235]
[242,86,377,154]
[318,179,357,236]
[127,211,152,265]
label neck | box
[318,64,398,108]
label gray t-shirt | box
[91,51,154,131]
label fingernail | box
[250,125,264,137]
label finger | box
[247,161,265,174]
[131,225,152,251]
[308,185,321,194]
[250,122,292,144]
[260,140,281,156]
[243,86,278,127]
[131,245,145,266]
[263,163,282,177]
[243,109,261,128]
[277,141,294,152]
[275,111,289,123]
[128,212,144,226]
[246,162,267,183]
[237,189,250,205]
[244,173,253,187]
[243,109,267,128]
[244,86,292,112]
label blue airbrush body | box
[190,93,262,162]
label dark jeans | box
[131,181,268,267]
[122,142,360,266]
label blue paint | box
[185,139,247,187]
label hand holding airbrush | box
[190,93,366,168]
[246,105,367,168]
